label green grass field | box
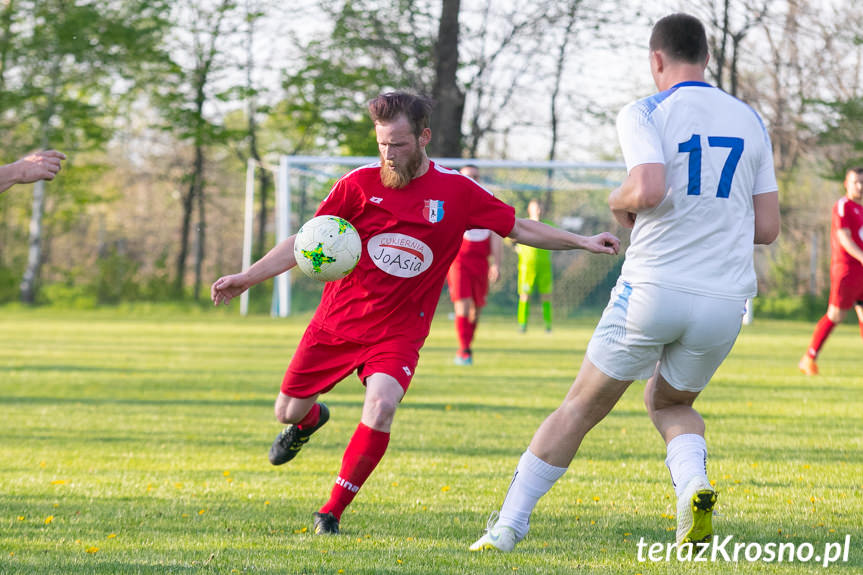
[1,306,861,574]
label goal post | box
[242,155,628,317]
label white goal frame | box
[241,155,626,317]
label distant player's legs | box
[471,359,631,550]
[537,261,554,332]
[540,294,552,332]
[517,293,530,332]
[454,297,478,364]
[517,262,535,332]
[800,304,848,375]
[317,373,403,531]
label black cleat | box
[268,403,330,465]
[313,511,340,535]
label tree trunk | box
[194,171,205,301]
[429,0,464,158]
[175,145,203,296]
[20,179,47,303]
[20,56,60,304]
[545,1,580,214]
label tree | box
[155,0,240,299]
[0,0,170,303]
[429,0,464,157]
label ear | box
[650,50,664,74]
[418,128,431,148]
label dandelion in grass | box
[17,516,24,521]
[44,515,54,524]
[50,479,67,485]
[85,546,99,554]
[107,533,117,539]
[198,509,206,515]
[441,485,450,492]
[593,496,600,502]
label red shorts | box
[829,268,863,309]
[447,256,490,308]
[281,323,422,398]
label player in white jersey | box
[470,13,780,552]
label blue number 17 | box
[678,134,744,198]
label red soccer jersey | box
[831,196,863,275]
[454,229,492,262]
[311,161,516,343]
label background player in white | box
[470,13,780,552]
[212,92,620,536]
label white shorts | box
[586,279,746,392]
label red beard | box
[380,144,422,189]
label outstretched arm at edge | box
[211,235,298,306]
[508,218,619,255]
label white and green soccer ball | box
[293,215,362,282]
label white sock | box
[497,449,567,539]
[665,433,708,498]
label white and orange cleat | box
[798,354,818,376]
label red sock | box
[808,315,836,359]
[455,316,473,354]
[319,423,390,520]
[296,403,321,430]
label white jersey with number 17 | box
[616,81,777,300]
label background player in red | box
[799,166,863,375]
[447,165,503,365]
[211,91,620,535]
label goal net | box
[242,156,628,320]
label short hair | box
[649,13,708,65]
[847,167,863,176]
[368,92,434,137]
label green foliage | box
[276,0,438,156]
[0,265,19,301]
[0,310,860,573]
[814,96,863,176]
[90,249,141,305]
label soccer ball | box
[293,215,362,282]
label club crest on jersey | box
[423,199,445,223]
